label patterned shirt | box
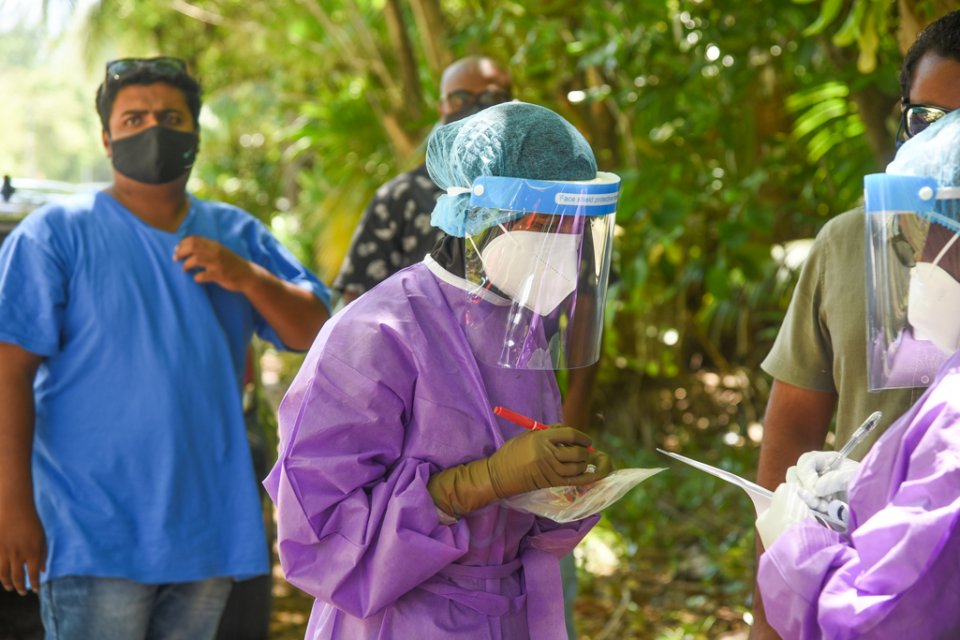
[334,164,444,297]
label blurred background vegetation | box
[1,0,956,637]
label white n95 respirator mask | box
[480,230,579,316]
[908,261,960,354]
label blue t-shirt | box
[0,192,330,583]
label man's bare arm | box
[755,380,836,491]
[561,362,599,431]
[749,379,836,639]
[173,236,330,351]
[0,342,45,595]
[236,264,329,351]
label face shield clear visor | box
[461,172,620,370]
[865,173,960,390]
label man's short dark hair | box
[95,60,203,133]
[900,10,960,102]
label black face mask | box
[443,104,484,124]
[109,126,199,184]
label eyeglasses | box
[891,232,917,268]
[896,103,951,143]
[443,88,512,112]
[104,57,188,83]
[509,212,584,234]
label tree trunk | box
[849,84,898,166]
[823,41,898,166]
[896,0,924,55]
[897,0,958,54]
[584,66,621,167]
[384,0,424,119]
[408,0,452,76]
[295,0,415,155]
[381,113,417,159]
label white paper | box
[657,448,772,516]
[657,449,848,530]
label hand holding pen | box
[493,406,596,452]
[794,410,882,491]
[791,411,882,532]
[428,408,609,516]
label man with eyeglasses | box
[333,55,512,306]
[0,57,331,638]
[750,10,960,639]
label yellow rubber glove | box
[583,448,613,479]
[428,427,610,517]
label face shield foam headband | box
[460,171,620,236]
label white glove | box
[755,483,816,549]
[785,450,859,513]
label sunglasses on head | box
[443,88,511,112]
[105,57,188,83]
[896,103,951,143]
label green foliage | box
[0,17,109,183]
[800,0,889,72]
[578,368,761,638]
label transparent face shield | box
[865,174,960,390]
[460,172,620,370]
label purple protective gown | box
[874,327,947,389]
[759,351,960,639]
[264,258,596,639]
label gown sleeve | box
[758,399,960,639]
[264,344,472,619]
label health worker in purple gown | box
[755,110,960,640]
[264,101,621,639]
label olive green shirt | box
[761,208,920,458]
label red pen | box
[493,405,548,430]
[493,406,595,451]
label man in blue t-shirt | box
[0,57,331,639]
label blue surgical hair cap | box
[888,109,960,186]
[887,110,960,222]
[426,101,598,237]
